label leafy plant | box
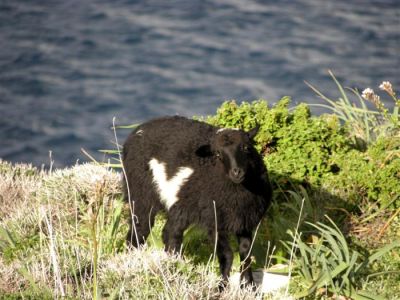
[284,216,399,299]
[325,136,400,207]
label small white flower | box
[361,87,386,112]
[361,88,375,101]
[379,81,394,96]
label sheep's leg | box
[126,203,157,248]
[162,209,190,254]
[216,233,233,289]
[237,231,254,286]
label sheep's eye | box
[215,151,222,159]
[243,145,250,153]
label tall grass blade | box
[0,226,16,248]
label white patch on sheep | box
[149,158,194,210]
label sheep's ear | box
[195,144,213,157]
[247,124,260,139]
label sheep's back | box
[123,116,214,172]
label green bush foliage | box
[325,137,400,206]
[205,98,400,208]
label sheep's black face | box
[213,127,258,184]
[195,126,259,184]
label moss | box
[0,289,53,300]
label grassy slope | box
[0,161,273,299]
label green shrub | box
[205,98,351,186]
[326,136,400,207]
[205,98,399,208]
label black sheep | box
[122,116,272,287]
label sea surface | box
[1,0,399,167]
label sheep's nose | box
[232,168,241,176]
[230,168,245,183]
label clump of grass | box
[306,71,399,149]
[98,247,221,299]
[0,162,126,298]
[283,216,399,299]
[0,160,43,221]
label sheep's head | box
[196,126,259,184]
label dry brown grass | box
[0,160,284,299]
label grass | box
[284,216,399,299]
[1,76,399,299]
[0,161,270,299]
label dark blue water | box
[1,0,399,167]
